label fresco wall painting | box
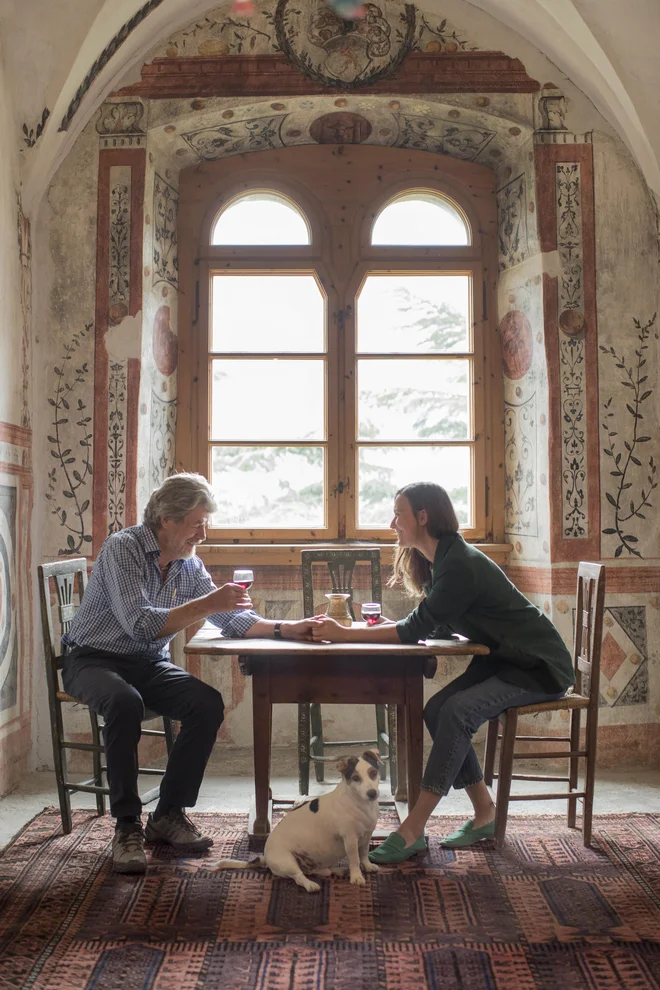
[0,425,32,791]
[92,149,145,555]
[29,1,659,768]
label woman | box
[310,482,574,863]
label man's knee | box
[103,685,145,725]
[190,682,225,729]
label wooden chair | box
[38,558,177,834]
[297,548,396,795]
[484,562,605,849]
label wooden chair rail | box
[484,561,606,850]
[38,558,177,834]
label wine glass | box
[361,602,382,626]
[233,568,254,591]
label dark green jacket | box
[396,533,575,694]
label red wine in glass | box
[233,569,254,591]
[361,602,382,625]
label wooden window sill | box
[196,542,513,567]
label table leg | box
[404,673,424,813]
[251,668,272,838]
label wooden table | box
[185,625,489,841]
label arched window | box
[371,190,470,246]
[211,191,310,245]
[178,149,498,543]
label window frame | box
[177,152,501,546]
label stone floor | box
[2,746,660,850]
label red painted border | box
[535,144,600,563]
[125,156,145,528]
[505,564,660,596]
[93,149,145,554]
[116,51,540,99]
[0,423,32,446]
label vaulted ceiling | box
[1,0,658,206]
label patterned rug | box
[1,810,659,989]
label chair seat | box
[504,693,589,717]
[57,690,79,703]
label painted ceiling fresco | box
[144,93,532,174]
[155,0,479,86]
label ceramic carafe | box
[324,592,352,627]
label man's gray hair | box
[143,473,217,530]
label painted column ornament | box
[538,86,567,133]
[556,162,588,539]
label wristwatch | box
[273,622,283,640]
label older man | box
[62,473,313,874]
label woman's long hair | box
[389,482,459,596]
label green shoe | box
[368,832,428,864]
[439,819,495,848]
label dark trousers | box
[421,660,564,796]
[62,647,225,819]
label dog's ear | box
[362,749,384,768]
[337,755,359,779]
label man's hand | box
[281,619,317,641]
[207,583,252,614]
[310,616,348,642]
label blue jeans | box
[421,661,565,796]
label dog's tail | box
[213,856,266,872]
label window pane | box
[211,359,324,440]
[211,446,324,527]
[357,275,470,353]
[358,359,470,440]
[357,445,471,527]
[212,193,310,245]
[212,275,325,353]
[372,193,469,246]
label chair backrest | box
[573,562,606,707]
[38,558,88,671]
[301,548,382,620]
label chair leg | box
[494,710,518,850]
[89,710,106,817]
[483,718,499,787]
[163,716,177,755]
[394,704,408,802]
[582,708,598,847]
[567,708,581,829]
[50,699,73,834]
[375,704,388,779]
[310,703,325,783]
[297,703,311,796]
[387,704,398,798]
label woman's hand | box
[310,616,348,642]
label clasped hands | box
[210,582,389,642]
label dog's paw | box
[349,873,366,886]
[362,860,379,873]
[303,879,321,893]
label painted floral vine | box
[600,313,658,558]
[45,324,94,554]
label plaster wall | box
[0,58,23,428]
[0,51,34,793]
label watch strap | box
[273,622,282,640]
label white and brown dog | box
[214,750,382,892]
